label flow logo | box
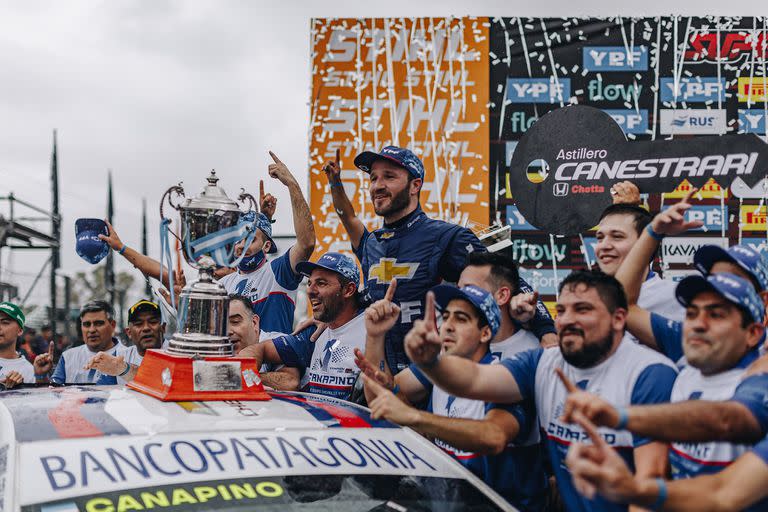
[602,109,648,134]
[507,78,571,103]
[660,77,726,102]
[659,109,726,135]
[583,46,648,71]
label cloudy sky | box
[0,0,763,312]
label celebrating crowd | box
[3,145,768,511]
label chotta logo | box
[572,184,605,194]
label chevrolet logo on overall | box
[368,258,419,283]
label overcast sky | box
[0,0,764,313]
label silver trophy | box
[160,171,257,357]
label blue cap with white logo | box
[75,218,110,264]
[241,210,277,254]
[676,272,765,324]
[694,244,768,292]
[296,252,360,287]
[354,146,425,180]
[431,284,502,339]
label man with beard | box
[405,271,678,512]
[556,273,768,511]
[83,300,165,384]
[324,146,555,375]
[101,152,315,338]
[34,301,125,384]
[239,252,364,399]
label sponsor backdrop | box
[311,17,768,303]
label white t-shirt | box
[52,341,125,384]
[491,329,541,362]
[0,356,35,384]
[623,272,685,344]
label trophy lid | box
[181,170,242,213]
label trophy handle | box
[238,189,259,213]
[160,183,185,221]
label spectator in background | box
[323,147,555,375]
[595,203,684,328]
[34,300,123,384]
[0,302,34,389]
[17,328,36,363]
[84,299,165,384]
[38,324,53,354]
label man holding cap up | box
[0,302,34,389]
[239,251,365,400]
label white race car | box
[0,386,517,511]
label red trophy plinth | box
[127,349,271,401]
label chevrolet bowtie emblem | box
[369,258,419,282]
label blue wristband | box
[119,244,128,255]
[615,407,629,430]
[330,181,344,188]
[645,224,665,241]
[650,478,668,511]
[392,384,400,395]
[117,362,131,377]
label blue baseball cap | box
[241,210,277,254]
[431,284,501,339]
[354,146,425,180]
[296,252,360,287]
[694,244,768,292]
[75,218,110,264]
[676,272,765,324]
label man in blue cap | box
[322,146,555,376]
[558,272,768,511]
[101,152,315,338]
[238,251,366,400]
[362,284,548,511]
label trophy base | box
[127,349,271,402]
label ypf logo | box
[553,182,569,197]
[507,78,572,104]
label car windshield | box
[23,475,506,512]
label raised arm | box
[559,371,763,443]
[365,375,519,455]
[567,414,768,512]
[267,151,316,272]
[100,220,172,288]
[615,189,702,348]
[405,292,523,403]
[323,149,366,250]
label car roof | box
[0,385,398,443]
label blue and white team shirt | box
[502,340,678,512]
[51,339,125,384]
[272,312,366,401]
[218,251,302,339]
[424,352,548,512]
[0,356,35,384]
[669,351,759,478]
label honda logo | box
[553,182,569,196]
